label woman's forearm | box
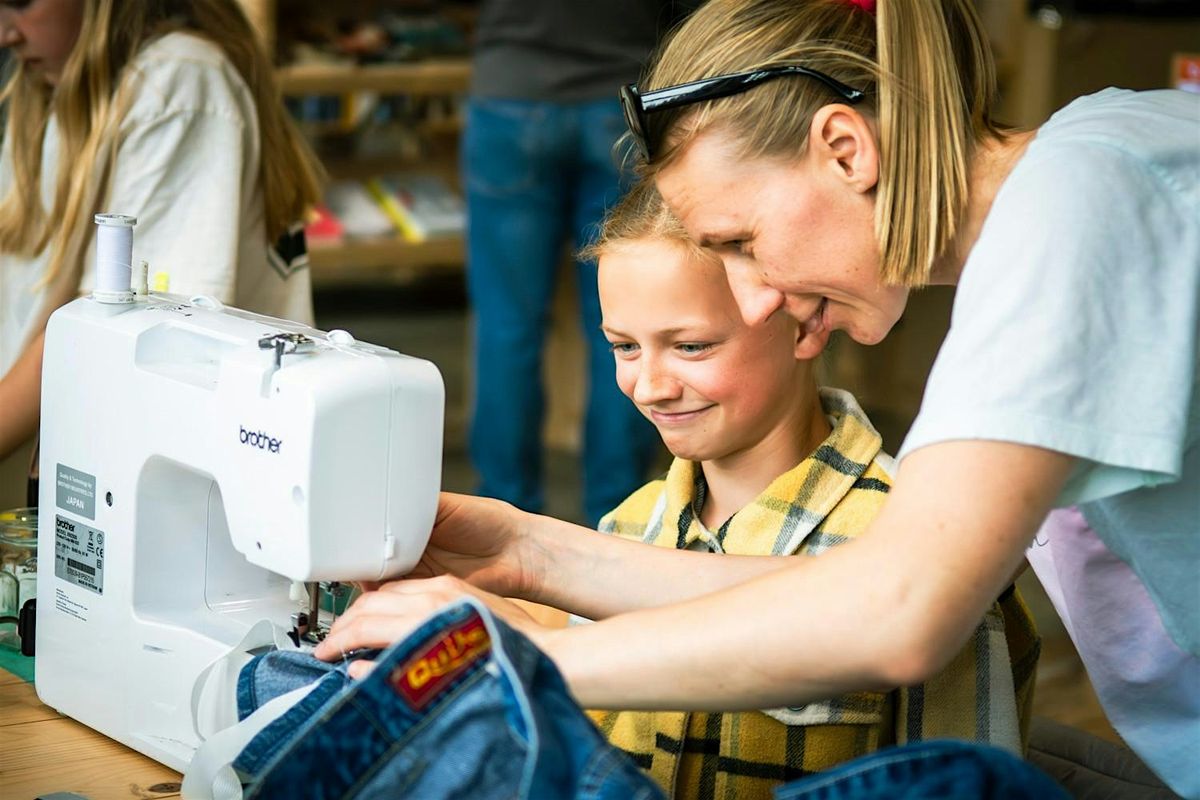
[540,441,1074,710]
[0,332,44,459]
[521,515,794,620]
[543,541,907,710]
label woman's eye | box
[678,342,714,355]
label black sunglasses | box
[620,65,866,161]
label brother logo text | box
[239,426,282,454]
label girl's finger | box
[314,613,418,661]
[348,659,379,680]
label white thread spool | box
[93,213,137,304]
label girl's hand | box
[402,492,543,599]
[312,575,543,678]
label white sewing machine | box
[34,219,444,771]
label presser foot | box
[289,581,349,648]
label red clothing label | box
[389,614,492,710]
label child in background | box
[585,181,1040,800]
[0,0,323,468]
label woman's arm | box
[549,440,1074,709]
[319,440,1073,710]
[0,331,44,460]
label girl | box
[0,0,322,466]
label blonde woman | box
[317,0,1197,796]
[0,0,322,461]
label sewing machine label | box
[55,464,97,520]
[54,515,105,596]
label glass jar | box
[0,508,36,652]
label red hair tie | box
[847,0,876,12]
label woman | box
[0,0,322,462]
[316,0,1198,795]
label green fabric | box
[0,645,34,682]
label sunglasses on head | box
[620,64,866,161]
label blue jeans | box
[462,96,660,525]
[235,598,663,799]
[773,740,1070,800]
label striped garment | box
[590,388,1040,800]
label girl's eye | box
[609,342,639,357]
[678,342,714,355]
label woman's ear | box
[794,323,831,361]
[808,105,879,194]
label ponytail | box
[875,0,999,284]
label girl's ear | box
[808,105,879,194]
[794,324,832,361]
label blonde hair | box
[0,0,323,300]
[582,179,715,266]
[640,0,1002,286]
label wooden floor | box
[1034,634,1119,742]
[1014,568,1122,744]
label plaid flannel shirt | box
[590,388,1040,800]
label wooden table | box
[0,669,182,800]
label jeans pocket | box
[463,98,547,198]
[575,745,664,800]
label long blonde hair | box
[641,0,1002,286]
[0,0,322,296]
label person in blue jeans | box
[463,1,694,524]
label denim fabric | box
[236,598,663,800]
[233,649,377,779]
[462,95,660,525]
[773,740,1070,800]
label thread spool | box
[93,213,137,304]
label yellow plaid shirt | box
[590,388,1040,800]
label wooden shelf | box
[320,152,459,182]
[309,236,464,285]
[278,60,470,96]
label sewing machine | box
[34,275,444,771]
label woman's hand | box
[313,575,543,678]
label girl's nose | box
[632,358,681,406]
[725,259,785,327]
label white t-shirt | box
[900,88,1199,796]
[0,32,313,374]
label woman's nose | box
[0,17,22,48]
[724,259,785,326]
[632,358,680,406]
